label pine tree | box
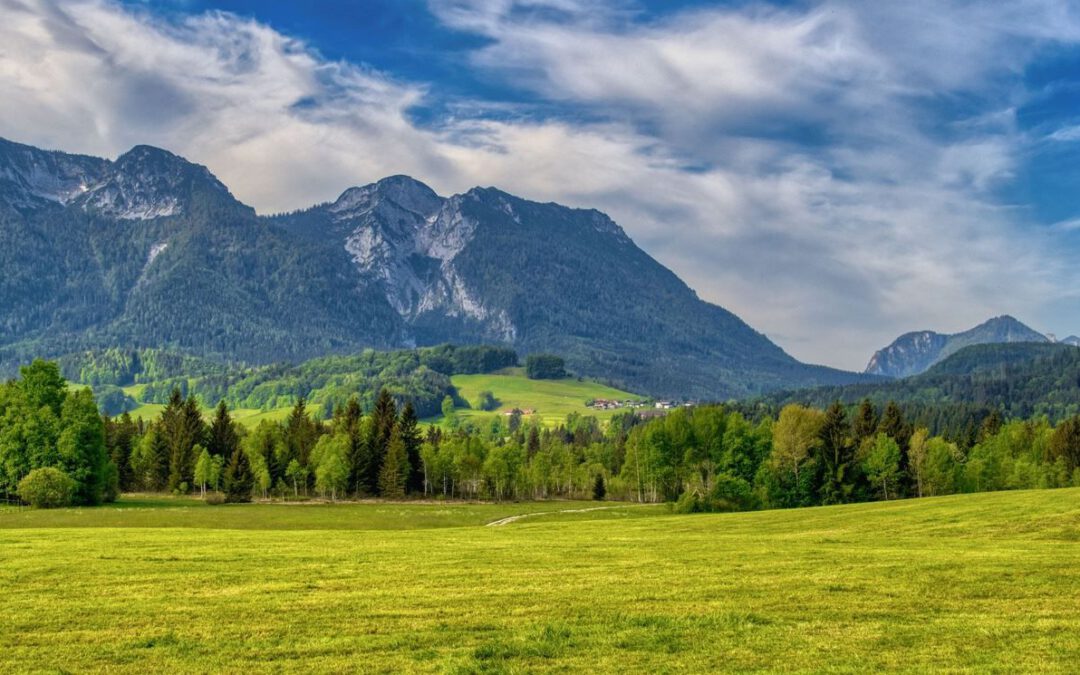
[285,395,319,470]
[816,402,854,504]
[399,401,424,493]
[222,446,254,503]
[378,427,410,499]
[369,388,397,488]
[162,390,206,493]
[207,400,240,461]
[852,399,879,446]
[592,474,606,501]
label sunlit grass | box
[1,489,1077,672]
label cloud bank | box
[1,0,1078,369]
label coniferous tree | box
[852,399,879,447]
[207,400,240,461]
[378,427,410,499]
[592,473,606,501]
[399,401,423,494]
[816,402,855,504]
[284,395,320,470]
[878,401,912,495]
[369,388,397,488]
[222,446,254,503]
[105,412,138,492]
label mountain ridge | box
[865,315,1049,378]
[0,136,871,398]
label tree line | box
[3,359,1079,509]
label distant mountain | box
[778,342,1080,422]
[1061,336,1080,347]
[864,316,1049,378]
[0,136,871,398]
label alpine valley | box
[0,137,871,399]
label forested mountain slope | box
[0,137,870,398]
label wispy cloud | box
[1,0,1078,368]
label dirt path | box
[485,503,661,527]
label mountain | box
[864,316,1049,378]
[776,341,1080,423]
[0,137,870,398]
[1061,336,1080,347]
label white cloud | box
[0,0,1078,369]
[1049,125,1080,142]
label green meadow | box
[448,368,640,425]
[2,489,1078,673]
[113,369,638,429]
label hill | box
[865,315,1049,378]
[446,368,641,425]
[778,342,1080,421]
[2,489,1077,672]
[58,345,640,426]
[0,137,870,399]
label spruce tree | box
[369,388,397,488]
[222,447,254,503]
[207,400,240,461]
[592,474,606,501]
[852,399,879,447]
[378,427,409,499]
[285,395,319,469]
[816,402,854,504]
[399,401,424,493]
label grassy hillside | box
[2,489,1077,672]
[445,368,642,425]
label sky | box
[2,0,1080,370]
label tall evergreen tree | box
[815,402,855,504]
[852,399,879,447]
[368,388,397,489]
[222,446,254,503]
[399,401,423,494]
[161,389,206,492]
[878,400,913,496]
[207,400,240,461]
[105,412,138,492]
[378,427,410,499]
[284,395,320,470]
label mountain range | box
[0,137,870,398]
[863,316,1055,378]
[779,341,1080,424]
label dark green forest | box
[3,359,1077,510]
[772,343,1080,422]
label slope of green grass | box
[121,393,320,429]
[2,489,1078,672]
[447,368,641,425]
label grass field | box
[2,489,1078,672]
[448,368,641,425]
[116,369,638,429]
[121,395,321,429]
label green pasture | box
[2,489,1078,672]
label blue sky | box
[2,0,1080,368]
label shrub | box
[204,492,226,505]
[17,468,77,509]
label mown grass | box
[447,369,640,425]
[2,489,1078,673]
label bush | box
[707,473,759,512]
[17,468,77,509]
[204,492,226,505]
[474,390,499,411]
